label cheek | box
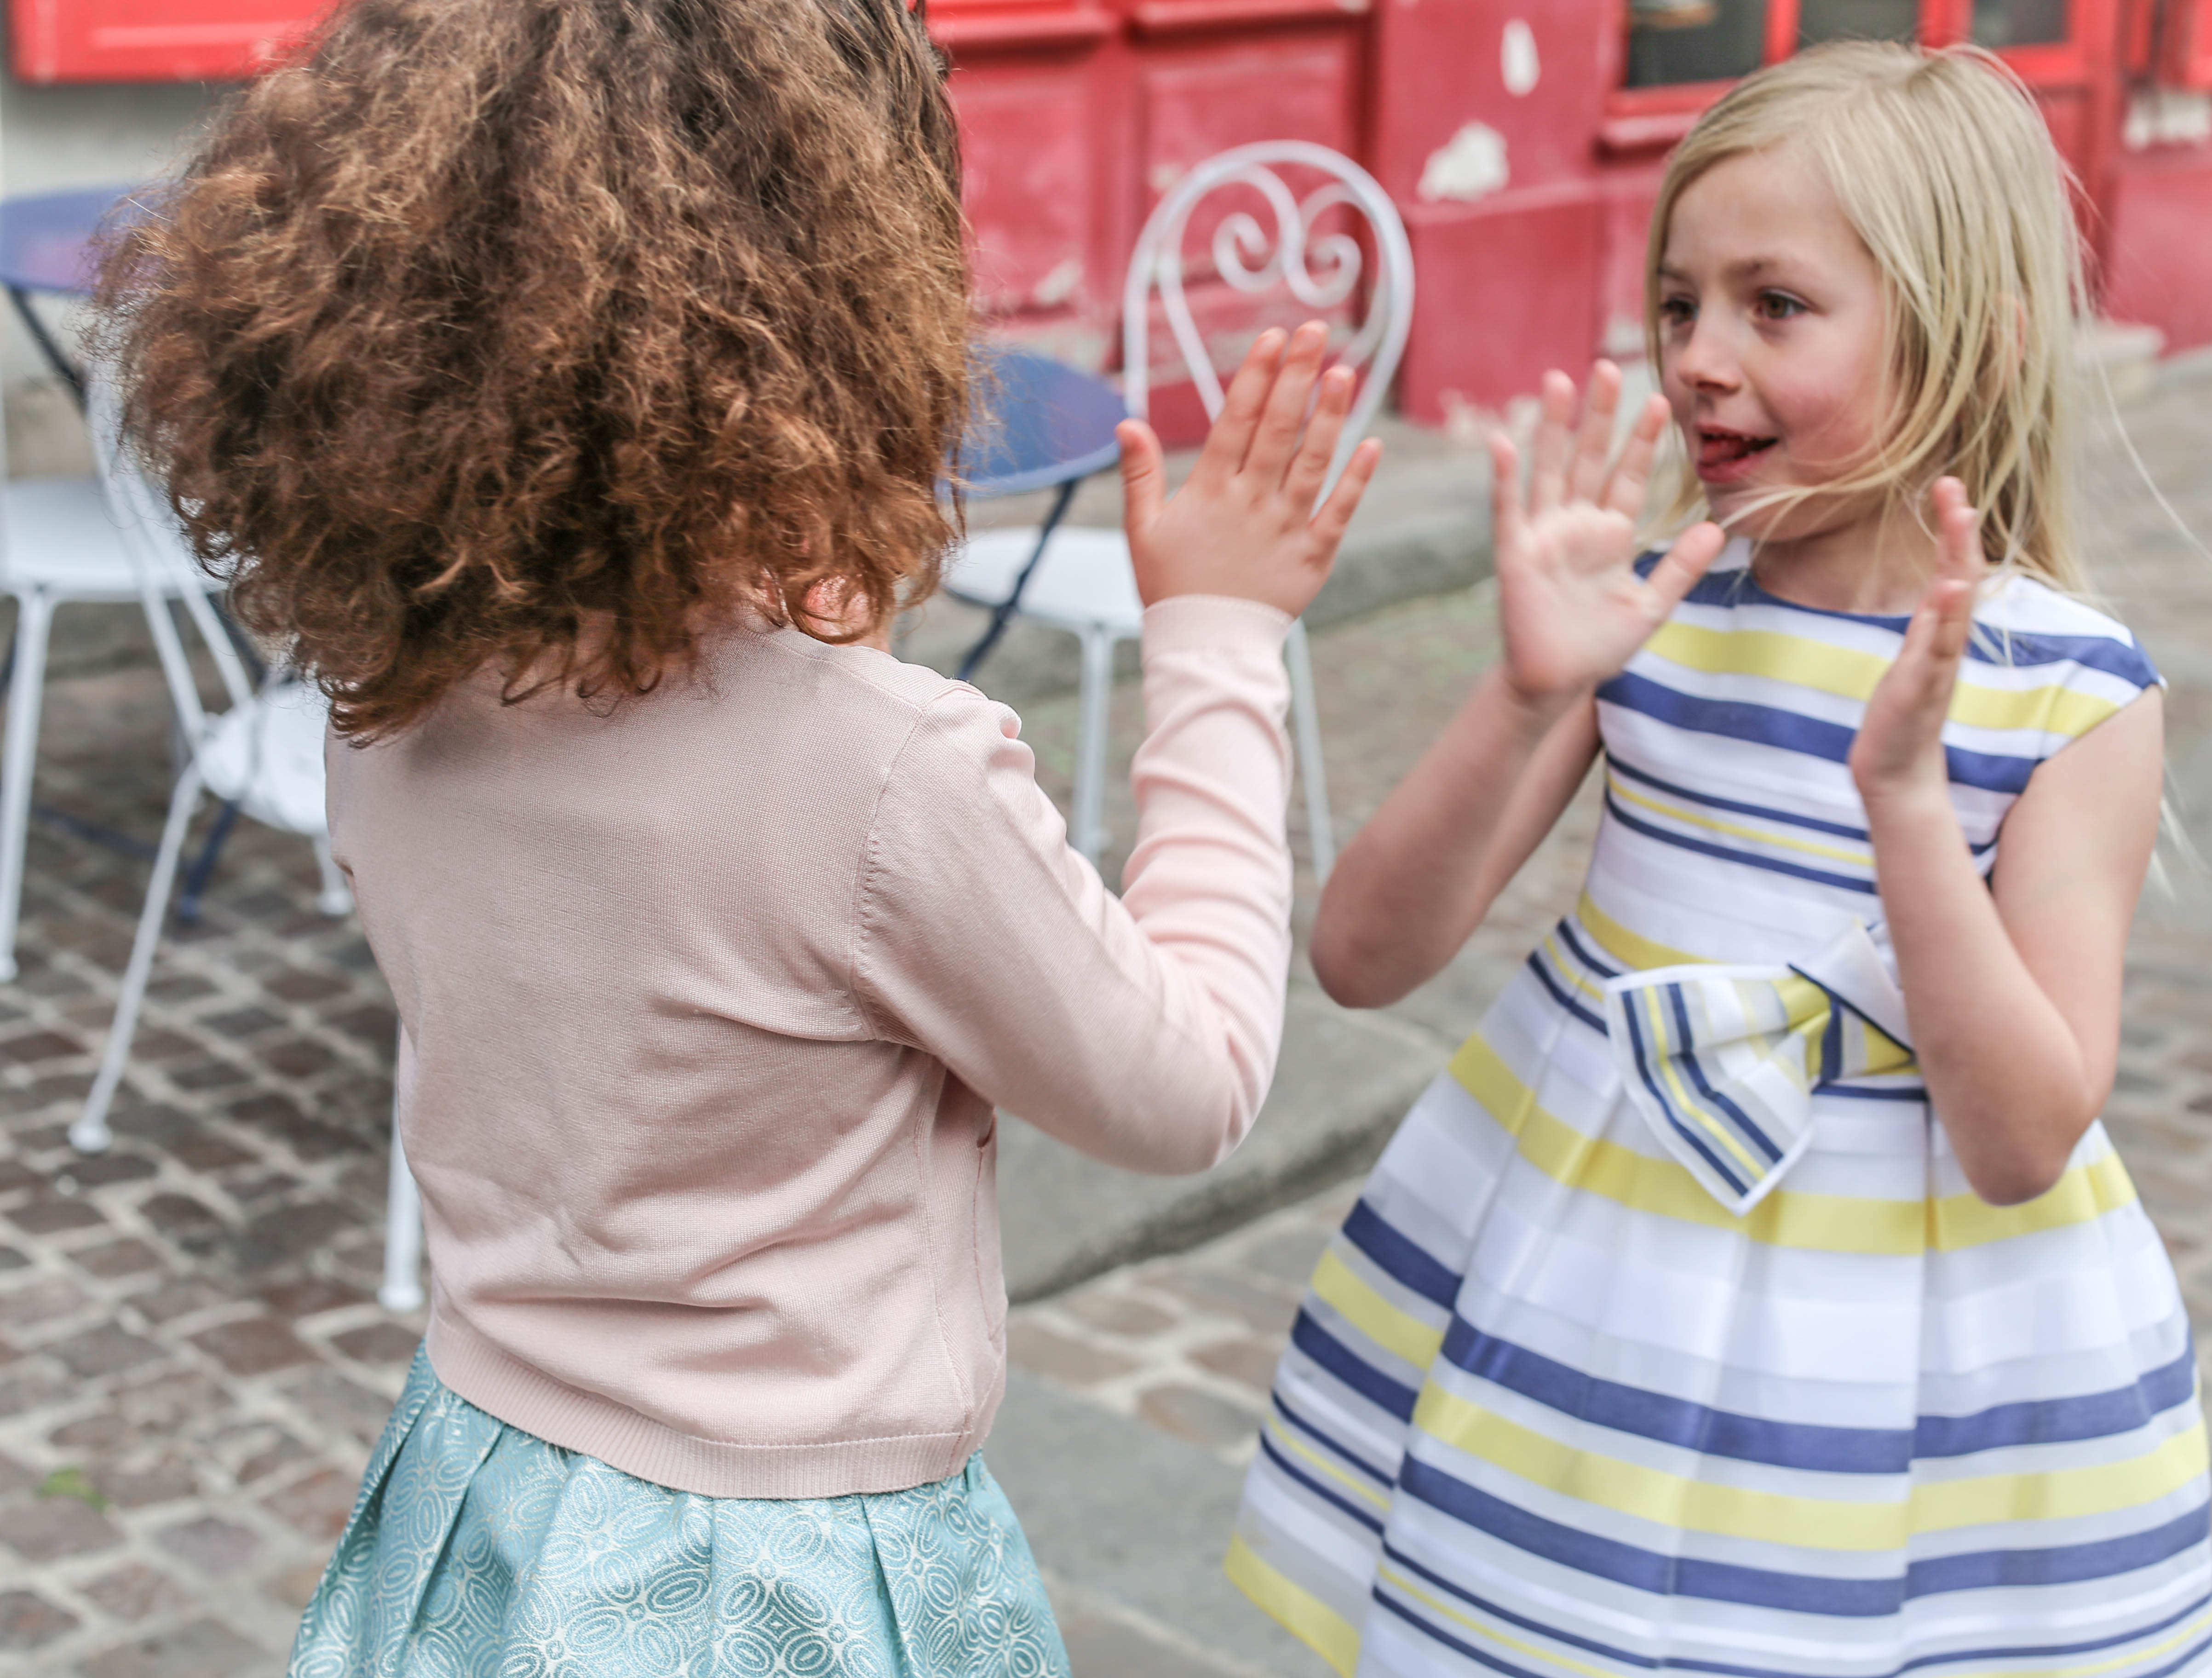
[1768,372,1881,462]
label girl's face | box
[1655,144,1893,540]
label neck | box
[1745,497,1942,616]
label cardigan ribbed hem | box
[426,1310,1003,1500]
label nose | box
[1669,314,1742,397]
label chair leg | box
[1286,620,1336,883]
[1073,627,1115,865]
[311,837,353,917]
[380,1116,425,1313]
[0,592,54,983]
[73,764,205,1154]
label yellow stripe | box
[1263,1415,1394,1514]
[1308,1248,1446,1372]
[1541,935,1609,1001]
[1224,1534,1361,1678]
[1377,1563,2212,1678]
[1575,891,1701,972]
[1609,774,1874,869]
[1637,986,1768,1179]
[1378,1562,1623,1678]
[1447,1032,2140,1255]
[1411,1387,2209,1551]
[1645,621,2122,738]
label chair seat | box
[941,526,1145,639]
[0,477,217,599]
[198,683,330,838]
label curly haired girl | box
[99,2,1380,1672]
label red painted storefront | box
[14,0,2212,420]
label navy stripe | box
[1440,1319,1905,1473]
[1270,1390,1393,1487]
[1664,980,1786,1162]
[1380,1539,2212,1678]
[1554,917,1621,979]
[1962,624,2161,686]
[1914,1343,2200,1458]
[1906,1501,2211,1595]
[1663,563,2161,684]
[1291,1308,1421,1421]
[1342,1200,1460,1309]
[1815,1081,1927,1103]
[1526,949,1607,1034]
[1438,1325,2201,1472]
[1255,1427,1386,1535]
[1371,1590,1563,1678]
[1617,979,1752,1195]
[1597,672,2037,795]
[1608,751,1871,843]
[1607,792,1879,897]
[1399,1454,2212,1614]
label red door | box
[9,0,312,81]
[934,0,1378,428]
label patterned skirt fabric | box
[290,1350,1070,1678]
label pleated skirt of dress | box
[289,1349,1071,1678]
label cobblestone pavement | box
[0,363,2207,1674]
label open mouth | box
[1696,427,1777,474]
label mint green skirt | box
[289,1349,1070,1678]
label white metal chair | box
[942,140,1414,873]
[0,410,243,982]
[67,402,425,1312]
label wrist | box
[1856,771,1955,830]
[1485,666,1581,734]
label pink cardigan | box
[325,596,1296,1498]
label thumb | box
[1643,520,1726,614]
[1117,420,1166,540]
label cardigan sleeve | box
[850,595,1295,1175]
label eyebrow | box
[1657,256,1791,283]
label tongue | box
[1701,434,1764,466]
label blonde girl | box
[1230,40,2209,1678]
[99,1,1380,1672]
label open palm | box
[1489,364,1725,704]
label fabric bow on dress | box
[1601,920,1915,1215]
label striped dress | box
[1229,543,2211,1678]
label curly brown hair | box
[97,0,970,738]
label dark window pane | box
[1624,0,1768,86]
[1971,0,2067,45]
[1798,0,1919,46]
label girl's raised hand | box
[1489,362,1725,707]
[1119,322,1383,618]
[1849,478,1982,802]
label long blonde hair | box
[1644,41,2088,593]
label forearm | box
[1864,786,2102,1204]
[1312,669,1580,1007]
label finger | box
[1566,360,1622,506]
[1640,519,1725,615]
[1601,394,1673,519]
[1488,430,1526,558]
[1192,329,1287,483]
[1306,436,1383,556]
[1115,419,1166,537]
[1528,370,1577,516]
[1930,477,1983,586]
[1282,365,1356,513]
[1244,320,1330,483]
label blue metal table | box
[0,184,146,400]
[955,347,1126,682]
